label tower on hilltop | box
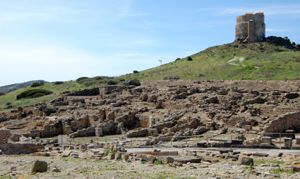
[235,12,265,43]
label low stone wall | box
[0,144,43,155]
[264,111,300,133]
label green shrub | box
[107,80,118,85]
[187,56,193,61]
[16,89,53,100]
[76,77,89,82]
[133,70,139,74]
[175,58,181,62]
[53,81,64,85]
[31,82,44,87]
[154,159,163,165]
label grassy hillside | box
[0,82,81,111]
[121,42,300,80]
[0,77,122,111]
[1,41,300,111]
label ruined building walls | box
[236,13,265,43]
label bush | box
[31,82,44,88]
[53,81,64,85]
[16,89,53,100]
[76,77,89,82]
[187,56,193,61]
[198,73,205,78]
[107,80,118,85]
[68,88,99,96]
[124,79,141,86]
[175,58,181,62]
[5,102,13,109]
[43,107,57,116]
[0,92,4,96]
[265,36,297,49]
[133,70,139,74]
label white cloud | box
[0,38,177,86]
[0,0,144,26]
[0,39,111,85]
[219,5,300,16]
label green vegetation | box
[255,159,284,166]
[0,81,84,111]
[154,159,163,165]
[16,89,53,100]
[144,171,178,179]
[271,168,294,175]
[121,42,300,81]
[1,41,300,111]
[0,76,126,111]
[0,175,12,179]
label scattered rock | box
[239,156,254,166]
[32,160,48,173]
[285,92,299,99]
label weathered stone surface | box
[205,96,219,104]
[0,129,11,144]
[239,155,254,166]
[0,144,43,155]
[193,126,208,135]
[32,160,48,173]
[68,88,100,96]
[124,80,141,87]
[264,111,300,133]
[244,97,266,105]
[236,12,265,43]
[126,128,148,138]
[70,127,95,138]
[172,156,202,164]
[98,121,118,136]
[285,92,299,99]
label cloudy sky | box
[0,0,300,86]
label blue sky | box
[1,0,300,86]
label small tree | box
[187,56,193,61]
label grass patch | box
[145,171,178,179]
[271,168,294,175]
[254,159,284,166]
[154,159,163,165]
[120,42,300,81]
[16,89,53,100]
[0,175,12,179]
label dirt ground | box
[1,153,300,179]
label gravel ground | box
[1,154,300,179]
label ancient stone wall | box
[264,111,300,133]
[236,13,265,43]
[0,129,11,144]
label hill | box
[121,41,300,80]
[0,77,123,111]
[0,80,46,94]
[0,39,300,111]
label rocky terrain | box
[1,80,300,178]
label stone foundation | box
[264,111,300,133]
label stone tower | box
[235,12,265,43]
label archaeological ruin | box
[235,12,265,43]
